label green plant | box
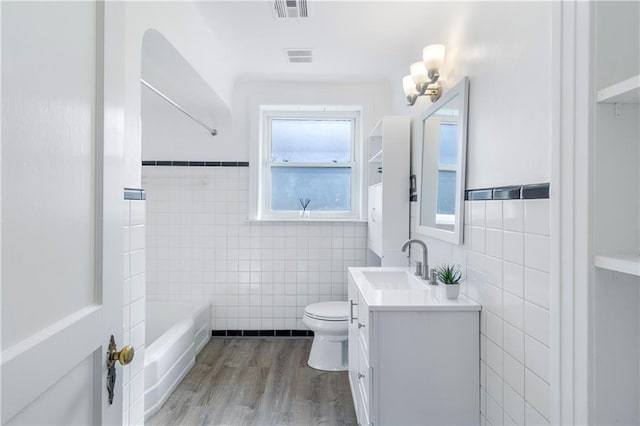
[435,264,463,285]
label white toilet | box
[303,301,349,371]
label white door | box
[1,1,126,424]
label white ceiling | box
[195,1,461,83]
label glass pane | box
[271,119,352,162]
[436,170,456,215]
[271,167,351,211]
[438,123,458,166]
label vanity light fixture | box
[403,44,446,106]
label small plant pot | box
[299,210,310,219]
[445,283,460,300]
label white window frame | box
[254,106,363,221]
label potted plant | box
[435,264,464,300]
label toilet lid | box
[305,301,349,321]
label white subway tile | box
[486,229,503,259]
[471,201,486,227]
[524,302,550,346]
[486,256,502,288]
[130,273,145,302]
[524,199,550,236]
[129,371,145,404]
[485,200,503,230]
[485,338,503,377]
[503,232,524,265]
[485,284,503,317]
[122,384,130,422]
[471,226,486,254]
[503,353,525,396]
[525,370,550,420]
[524,335,550,383]
[130,200,145,226]
[503,291,524,330]
[525,403,550,425]
[503,322,525,363]
[485,392,503,426]
[503,200,524,232]
[503,383,525,425]
[486,364,504,406]
[504,413,518,426]
[129,297,145,328]
[485,311,503,346]
[524,234,549,272]
[503,261,524,297]
[130,249,145,277]
[124,225,130,253]
[524,268,550,309]
[129,394,145,426]
[130,225,145,252]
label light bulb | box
[403,75,418,97]
[423,44,445,71]
[410,61,428,85]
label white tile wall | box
[143,166,368,330]
[123,199,146,426]
[410,198,551,425]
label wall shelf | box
[596,74,640,104]
[594,253,640,277]
[368,150,383,163]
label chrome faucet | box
[401,238,435,283]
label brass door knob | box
[108,335,135,366]
[111,345,134,365]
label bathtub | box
[144,301,211,420]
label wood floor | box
[147,338,357,426]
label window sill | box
[247,218,368,223]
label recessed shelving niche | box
[594,253,640,277]
[596,74,640,104]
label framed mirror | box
[416,77,469,245]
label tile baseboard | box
[211,329,314,338]
[143,160,249,167]
[465,183,550,201]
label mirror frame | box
[416,77,469,245]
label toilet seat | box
[304,301,349,322]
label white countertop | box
[348,267,481,312]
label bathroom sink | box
[361,270,424,290]
[349,267,480,311]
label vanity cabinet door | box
[347,276,362,420]
[367,184,383,256]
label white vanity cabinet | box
[348,268,480,426]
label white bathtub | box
[144,301,211,420]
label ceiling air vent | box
[272,0,310,18]
[284,49,313,63]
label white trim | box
[415,77,469,245]
[553,1,594,423]
[253,107,364,221]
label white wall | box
[232,79,392,161]
[141,85,233,161]
[124,2,234,187]
[392,1,551,190]
[397,3,553,425]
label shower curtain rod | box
[140,78,218,136]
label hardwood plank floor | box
[147,338,357,426]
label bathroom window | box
[254,107,363,220]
